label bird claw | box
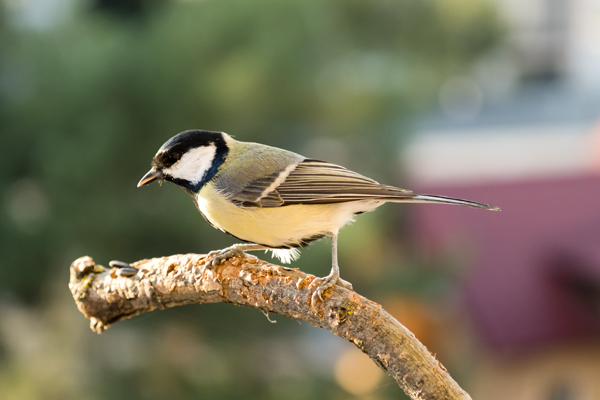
[309,275,353,311]
[204,245,247,270]
[337,277,353,291]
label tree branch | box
[69,254,472,400]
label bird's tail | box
[397,193,500,211]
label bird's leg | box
[205,243,267,269]
[329,234,352,292]
[309,232,353,309]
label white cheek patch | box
[163,144,217,184]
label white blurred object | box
[404,123,595,185]
[409,0,600,185]
[566,0,600,93]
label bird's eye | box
[166,153,180,165]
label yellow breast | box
[197,184,376,248]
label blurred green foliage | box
[0,0,501,398]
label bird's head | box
[138,130,229,193]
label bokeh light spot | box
[334,348,384,396]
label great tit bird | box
[138,129,500,305]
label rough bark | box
[69,254,472,400]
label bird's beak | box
[137,169,163,187]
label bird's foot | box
[204,244,260,271]
[309,274,353,311]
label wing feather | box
[230,159,413,207]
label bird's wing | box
[230,159,413,207]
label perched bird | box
[138,129,500,305]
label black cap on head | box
[153,130,226,170]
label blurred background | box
[1,0,599,399]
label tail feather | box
[404,194,500,211]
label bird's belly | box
[197,186,380,248]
